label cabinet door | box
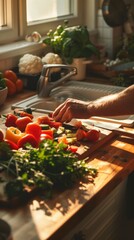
[63,180,127,240]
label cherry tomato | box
[40,133,53,141]
[86,129,100,142]
[15,116,32,132]
[0,129,4,142]
[25,122,42,142]
[4,70,17,83]
[4,139,19,150]
[17,134,38,149]
[76,129,87,141]
[5,113,18,127]
[49,121,62,129]
[16,78,23,92]
[5,78,17,96]
[41,129,53,138]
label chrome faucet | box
[38,64,77,98]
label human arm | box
[52,84,134,122]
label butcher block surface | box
[0,90,134,240]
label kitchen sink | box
[12,81,134,126]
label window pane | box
[26,0,71,24]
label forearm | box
[88,85,134,117]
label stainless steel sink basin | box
[12,81,134,126]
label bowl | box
[0,87,8,106]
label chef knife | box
[82,120,134,138]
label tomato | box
[37,116,52,124]
[4,70,17,83]
[16,78,23,92]
[40,133,53,141]
[5,113,18,127]
[68,145,78,153]
[25,122,42,142]
[17,134,38,149]
[41,129,53,138]
[49,121,62,129]
[5,78,17,96]
[4,139,19,150]
[86,129,100,142]
[0,129,4,142]
[15,116,32,132]
[76,129,87,141]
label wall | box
[97,9,123,58]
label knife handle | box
[114,128,134,138]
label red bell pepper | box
[25,122,42,142]
[15,116,32,132]
[4,139,19,150]
[5,113,18,127]
[17,133,38,149]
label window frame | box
[0,0,19,44]
[0,0,86,45]
[20,0,85,37]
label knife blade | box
[82,120,134,138]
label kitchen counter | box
[0,89,134,240]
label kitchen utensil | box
[90,116,134,128]
[102,0,128,27]
[82,120,134,138]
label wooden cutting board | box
[0,126,115,209]
[77,128,115,159]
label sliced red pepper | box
[25,122,42,142]
[4,139,19,150]
[17,111,33,119]
[40,133,53,142]
[17,134,38,149]
[41,129,54,138]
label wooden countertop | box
[0,89,134,240]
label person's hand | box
[52,98,90,122]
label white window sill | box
[0,40,44,60]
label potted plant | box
[0,72,8,106]
[43,21,99,80]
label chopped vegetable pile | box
[0,111,99,201]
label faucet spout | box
[38,64,77,98]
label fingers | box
[52,98,90,123]
[53,98,74,122]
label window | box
[26,0,72,23]
[0,0,86,45]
